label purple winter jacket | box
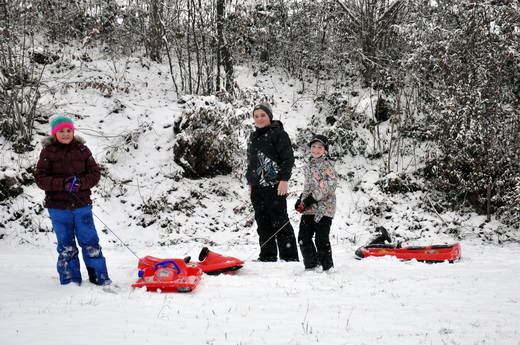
[34,136,101,210]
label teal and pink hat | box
[50,115,75,136]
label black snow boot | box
[87,267,98,284]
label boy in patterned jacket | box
[295,135,338,271]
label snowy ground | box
[2,242,519,345]
[1,49,519,344]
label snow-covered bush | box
[0,130,47,234]
[496,177,520,229]
[105,123,153,164]
[403,2,520,224]
[295,91,368,158]
[377,173,423,194]
[0,171,24,202]
[173,92,259,178]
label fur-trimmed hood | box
[41,135,86,148]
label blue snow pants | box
[48,206,110,285]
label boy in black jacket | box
[246,102,299,262]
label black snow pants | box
[251,185,299,262]
[298,215,333,270]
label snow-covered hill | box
[1,50,518,345]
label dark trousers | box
[251,186,299,262]
[298,215,333,270]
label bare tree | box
[217,0,235,94]
[335,0,408,88]
[146,0,164,62]
[0,0,43,152]
[159,0,238,96]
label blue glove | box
[64,176,81,193]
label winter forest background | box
[1,0,519,243]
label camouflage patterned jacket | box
[301,155,337,222]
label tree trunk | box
[216,0,234,94]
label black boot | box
[87,267,98,284]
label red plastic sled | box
[132,247,244,293]
[192,247,244,275]
[355,226,461,263]
[132,258,203,293]
[136,247,244,276]
[355,243,461,263]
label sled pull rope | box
[70,192,141,261]
[243,220,291,262]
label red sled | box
[354,226,461,263]
[355,243,461,263]
[190,247,244,275]
[132,247,244,293]
[135,247,244,276]
[132,258,203,293]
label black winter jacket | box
[246,121,294,187]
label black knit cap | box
[253,102,273,121]
[309,134,329,151]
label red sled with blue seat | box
[132,247,244,292]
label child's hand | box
[277,181,288,195]
[294,194,302,212]
[296,194,317,213]
[64,176,82,193]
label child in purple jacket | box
[35,115,111,286]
